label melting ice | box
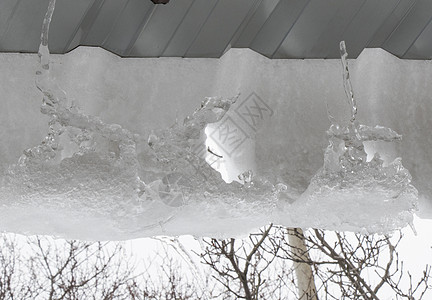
[0,3,418,239]
[288,42,418,233]
[289,120,418,233]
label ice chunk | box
[293,41,418,233]
[289,43,417,233]
[0,5,423,239]
[290,120,417,233]
[1,23,279,237]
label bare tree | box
[0,234,37,299]
[200,224,284,300]
[127,250,212,300]
[1,227,431,300]
[0,235,141,300]
[200,226,431,300]
[27,237,137,300]
[0,233,213,300]
[274,228,431,299]
[287,228,318,300]
[125,238,224,300]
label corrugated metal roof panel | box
[250,0,310,57]
[50,0,93,53]
[0,0,48,52]
[367,0,416,48]
[2,0,432,59]
[382,0,432,57]
[160,0,219,57]
[72,0,127,47]
[184,0,258,57]
[273,0,348,58]
[339,0,400,58]
[129,0,193,57]
[308,0,366,59]
[404,20,432,59]
[103,0,154,55]
[0,0,22,48]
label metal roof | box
[1,0,432,59]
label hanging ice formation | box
[0,2,419,239]
[290,41,418,233]
[0,0,283,239]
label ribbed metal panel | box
[1,0,432,59]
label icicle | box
[339,41,357,123]
[326,102,339,127]
[23,0,64,164]
[38,0,56,70]
[409,221,418,236]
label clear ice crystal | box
[289,43,418,234]
[0,6,420,239]
[289,119,418,233]
[2,4,279,235]
[340,41,357,122]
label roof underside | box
[1,0,432,59]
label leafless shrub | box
[126,241,216,300]
[0,234,37,299]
